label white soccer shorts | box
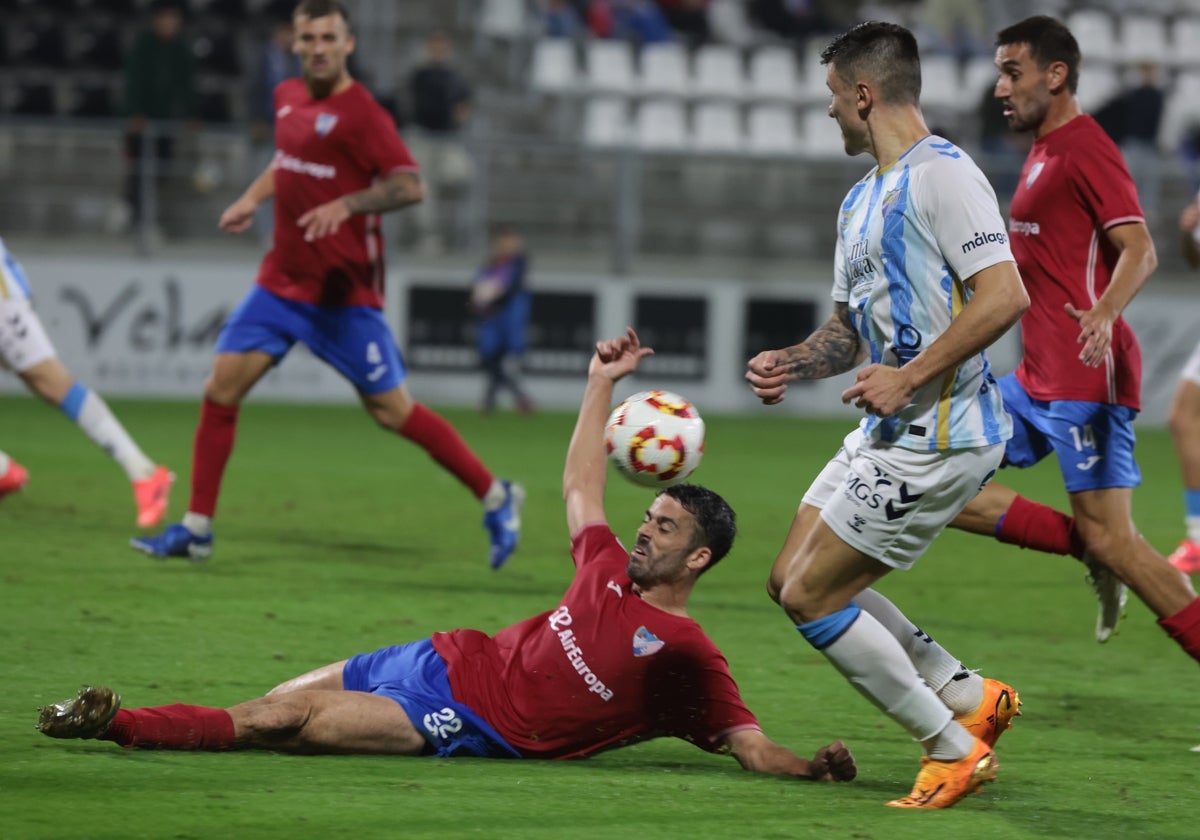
[802,423,1005,570]
[0,296,57,373]
[1183,341,1200,386]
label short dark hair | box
[996,15,1080,94]
[659,484,736,574]
[294,0,350,25]
[820,21,922,107]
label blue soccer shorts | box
[216,286,406,395]
[998,373,1141,493]
[342,639,520,759]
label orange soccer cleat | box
[132,465,174,528]
[1168,539,1200,575]
[0,458,30,500]
[886,738,998,809]
[955,678,1021,748]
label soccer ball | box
[604,390,705,488]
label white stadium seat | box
[799,105,846,159]
[530,38,576,95]
[1065,10,1118,64]
[691,101,742,152]
[634,99,688,150]
[692,44,744,101]
[1119,15,1169,65]
[1170,17,1200,69]
[747,46,798,102]
[584,40,636,96]
[746,104,798,155]
[1075,64,1121,114]
[639,42,690,98]
[479,0,528,40]
[920,54,964,112]
[963,55,998,99]
[582,96,628,147]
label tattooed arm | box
[295,171,423,242]
[745,302,864,406]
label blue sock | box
[796,603,862,650]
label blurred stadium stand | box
[0,0,1198,276]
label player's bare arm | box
[745,302,862,406]
[297,171,422,242]
[842,261,1028,417]
[723,729,857,781]
[563,328,654,535]
[1066,221,1158,367]
[219,166,276,234]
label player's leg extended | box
[229,690,428,754]
[37,685,426,755]
[266,660,349,695]
[1167,371,1200,573]
[1070,487,1200,663]
[778,523,993,808]
[361,384,524,570]
[130,350,274,560]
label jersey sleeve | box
[358,96,420,177]
[831,226,851,303]
[570,523,628,573]
[1070,132,1144,230]
[652,645,761,752]
[916,155,1014,282]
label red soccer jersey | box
[1007,115,1143,408]
[432,524,760,759]
[256,78,418,309]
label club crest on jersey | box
[315,113,338,137]
[632,626,665,657]
[1025,161,1045,189]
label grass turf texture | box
[2,394,1198,840]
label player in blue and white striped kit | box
[0,237,172,524]
[745,22,1029,809]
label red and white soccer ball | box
[604,390,705,488]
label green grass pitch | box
[2,394,1198,840]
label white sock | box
[820,610,956,749]
[482,479,507,511]
[182,512,213,537]
[856,588,983,715]
[1186,514,1200,544]
[61,384,155,481]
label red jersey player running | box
[40,328,858,784]
[131,0,524,569]
[945,16,1200,661]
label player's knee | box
[777,577,822,623]
[765,572,784,605]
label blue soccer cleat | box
[483,481,525,570]
[130,523,213,561]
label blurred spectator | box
[406,31,473,253]
[469,225,534,416]
[1095,63,1166,219]
[918,0,988,62]
[544,0,586,38]
[655,0,712,47]
[588,0,674,43]
[121,0,197,233]
[248,15,301,244]
[747,0,830,43]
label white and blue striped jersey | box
[832,135,1014,451]
[0,238,33,302]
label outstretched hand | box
[591,327,654,382]
[808,739,857,782]
[1065,301,1114,368]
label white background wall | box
[2,251,1193,426]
